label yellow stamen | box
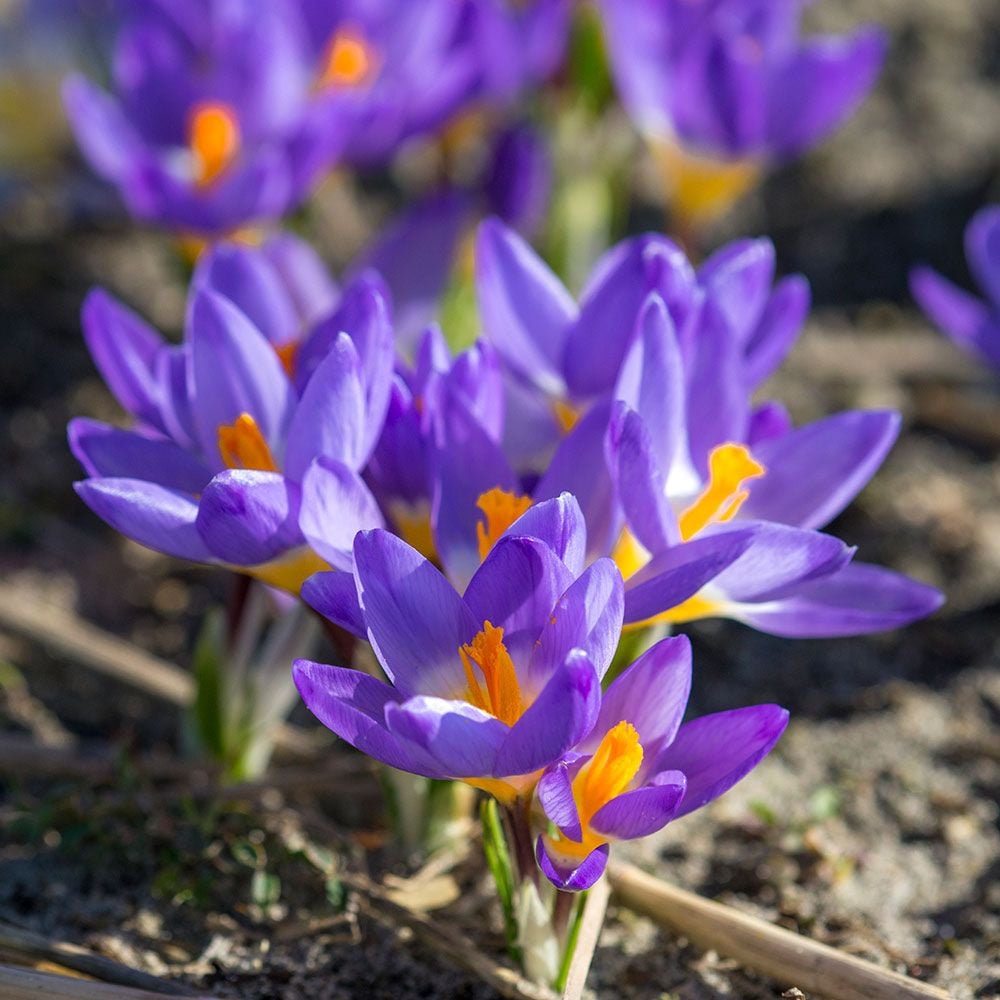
[217,413,279,472]
[476,488,533,561]
[188,102,240,188]
[653,139,761,231]
[611,526,651,581]
[623,591,721,633]
[552,399,580,435]
[678,443,764,541]
[458,622,524,727]
[245,547,330,594]
[275,341,299,378]
[318,29,375,89]
[573,721,644,828]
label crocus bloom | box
[911,205,1000,373]
[599,0,887,226]
[295,506,623,802]
[68,243,393,592]
[535,634,787,889]
[63,0,358,234]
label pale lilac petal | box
[537,762,582,841]
[299,457,385,571]
[505,493,586,575]
[74,477,212,562]
[196,470,304,566]
[68,418,211,494]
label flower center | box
[552,399,580,435]
[476,488,533,561]
[188,101,240,188]
[678,443,764,541]
[573,721,644,829]
[318,28,376,89]
[275,341,299,378]
[389,499,437,562]
[217,413,278,472]
[459,621,524,726]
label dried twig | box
[560,877,610,1000]
[340,871,558,1000]
[608,861,950,1000]
[0,586,321,758]
[0,963,215,999]
[0,921,201,996]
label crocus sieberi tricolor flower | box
[462,219,942,637]
[535,634,787,889]
[911,205,1000,374]
[295,501,623,803]
[599,0,887,227]
[68,241,393,592]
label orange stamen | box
[573,721,644,828]
[475,488,533,561]
[217,413,278,472]
[275,341,299,378]
[678,443,764,541]
[188,102,240,188]
[458,622,524,726]
[318,29,375,89]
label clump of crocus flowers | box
[60,0,954,989]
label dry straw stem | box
[608,862,951,1000]
[560,876,611,1000]
[0,964,214,1000]
[0,923,202,997]
[0,585,320,758]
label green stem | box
[553,891,588,992]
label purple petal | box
[529,559,624,688]
[68,418,211,494]
[505,494,586,575]
[81,289,165,431]
[743,275,810,388]
[590,771,687,840]
[584,635,692,761]
[188,289,293,461]
[494,650,600,777]
[475,216,576,393]
[352,530,478,698]
[62,75,140,181]
[698,238,775,345]
[734,562,943,638]
[193,243,298,348]
[464,536,574,662]
[301,570,365,638]
[534,400,621,560]
[284,333,370,480]
[911,267,1000,370]
[966,205,1000,310]
[537,762,582,841]
[742,410,900,530]
[74,477,212,562]
[293,660,445,777]
[623,529,755,626]
[261,233,339,327]
[536,837,609,892]
[747,402,792,446]
[196,470,304,566]
[299,457,385,571]
[654,705,789,819]
[385,696,508,779]
[709,523,853,604]
[768,28,887,158]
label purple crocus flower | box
[535,634,787,890]
[911,206,1000,374]
[67,242,393,592]
[484,123,553,239]
[599,0,886,225]
[295,507,623,803]
[62,0,364,235]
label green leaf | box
[190,609,227,762]
[480,798,521,964]
[251,870,281,908]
